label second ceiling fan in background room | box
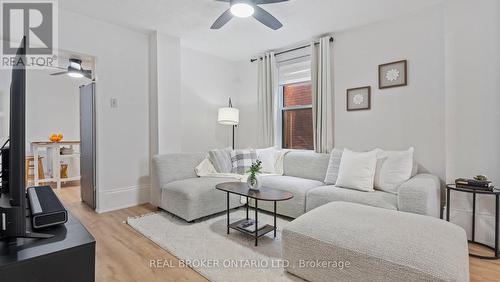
[50,58,92,80]
[211,0,289,30]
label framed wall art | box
[379,60,407,89]
[346,86,371,111]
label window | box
[277,54,314,150]
[280,82,313,150]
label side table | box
[446,184,499,259]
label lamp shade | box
[218,107,239,125]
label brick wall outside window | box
[282,82,314,150]
[283,82,312,107]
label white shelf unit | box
[31,141,81,189]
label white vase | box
[247,175,262,190]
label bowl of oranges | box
[49,133,63,142]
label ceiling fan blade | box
[253,6,283,30]
[50,71,68,76]
[255,0,289,4]
[211,9,233,29]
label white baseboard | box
[97,184,151,213]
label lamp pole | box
[228,98,236,150]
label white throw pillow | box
[374,147,414,194]
[256,147,277,174]
[411,159,418,177]
[335,149,378,192]
[195,157,217,177]
[274,149,289,175]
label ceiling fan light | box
[69,61,82,70]
[230,3,254,18]
[67,71,84,78]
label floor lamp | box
[218,98,239,149]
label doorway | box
[24,53,97,210]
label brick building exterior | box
[282,82,314,150]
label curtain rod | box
[250,36,333,63]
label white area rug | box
[127,208,303,282]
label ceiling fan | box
[50,58,92,79]
[211,0,289,30]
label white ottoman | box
[282,202,469,282]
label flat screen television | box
[1,37,58,240]
[0,37,28,238]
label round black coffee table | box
[446,184,500,259]
[216,182,293,246]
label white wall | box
[150,37,240,155]
[233,60,259,149]
[179,47,239,152]
[58,10,150,212]
[445,0,500,245]
[150,32,182,156]
[334,6,446,179]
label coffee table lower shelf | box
[229,219,275,238]
[216,183,294,246]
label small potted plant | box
[473,175,489,181]
[247,160,262,190]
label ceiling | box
[59,0,444,61]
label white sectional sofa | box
[151,150,441,221]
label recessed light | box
[230,3,254,18]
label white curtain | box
[257,52,276,148]
[311,36,334,153]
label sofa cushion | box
[249,175,324,218]
[306,185,397,212]
[283,151,329,182]
[161,177,241,221]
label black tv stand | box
[0,210,96,282]
[22,230,54,239]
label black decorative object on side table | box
[446,184,499,260]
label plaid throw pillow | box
[230,149,257,175]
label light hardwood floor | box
[55,186,207,282]
[56,186,500,282]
